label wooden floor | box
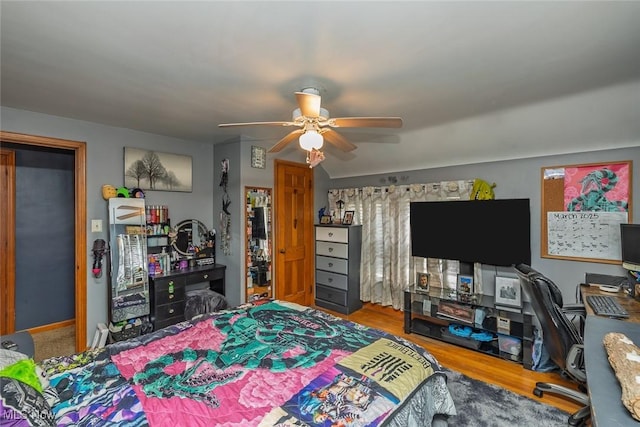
[315,302,584,416]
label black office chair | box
[515,264,591,426]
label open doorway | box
[0,131,86,353]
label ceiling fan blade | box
[268,129,304,153]
[295,92,321,118]
[218,121,294,128]
[328,117,403,128]
[320,128,357,152]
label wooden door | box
[0,131,86,353]
[274,160,314,306]
[0,149,16,334]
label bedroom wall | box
[1,106,216,345]
[326,146,640,304]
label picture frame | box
[124,147,192,192]
[416,272,430,293]
[494,276,522,308]
[250,145,267,169]
[456,274,474,295]
[320,215,332,224]
[342,210,355,225]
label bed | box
[3,300,456,426]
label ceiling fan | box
[218,87,403,154]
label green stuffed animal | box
[470,178,496,200]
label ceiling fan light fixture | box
[292,107,330,122]
[299,130,323,151]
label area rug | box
[444,369,571,426]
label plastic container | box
[498,334,522,356]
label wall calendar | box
[547,211,628,261]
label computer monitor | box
[620,223,640,271]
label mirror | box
[171,219,214,259]
[245,187,272,302]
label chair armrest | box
[563,303,586,316]
[566,344,586,383]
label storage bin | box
[498,334,522,356]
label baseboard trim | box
[28,318,74,335]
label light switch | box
[91,219,102,233]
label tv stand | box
[404,286,534,369]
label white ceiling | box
[2,1,640,178]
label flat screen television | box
[410,198,531,266]
[621,223,640,271]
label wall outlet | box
[91,219,102,233]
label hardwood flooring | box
[315,302,583,416]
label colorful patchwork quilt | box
[41,301,456,426]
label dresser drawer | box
[316,270,348,291]
[316,255,348,275]
[155,286,185,305]
[316,285,347,306]
[155,301,185,319]
[186,268,224,285]
[152,276,186,292]
[316,227,349,243]
[316,284,348,306]
[316,241,349,259]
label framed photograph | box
[320,215,332,224]
[457,274,474,295]
[342,210,355,225]
[495,276,522,308]
[124,147,192,192]
[416,272,430,293]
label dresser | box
[149,264,226,330]
[314,225,362,314]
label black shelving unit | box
[404,286,534,369]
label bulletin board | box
[541,160,632,264]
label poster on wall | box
[124,147,192,192]
[541,160,631,264]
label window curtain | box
[328,180,477,310]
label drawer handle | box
[328,232,334,237]
[328,262,333,267]
[203,274,209,279]
[328,248,333,252]
[169,308,175,314]
[328,278,333,283]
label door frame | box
[0,149,16,334]
[0,131,86,352]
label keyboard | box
[586,295,629,318]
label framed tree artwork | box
[124,147,192,192]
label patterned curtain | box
[328,180,480,310]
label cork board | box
[541,161,632,263]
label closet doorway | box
[0,131,86,353]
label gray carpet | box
[444,369,573,426]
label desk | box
[581,286,640,426]
[581,285,640,321]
